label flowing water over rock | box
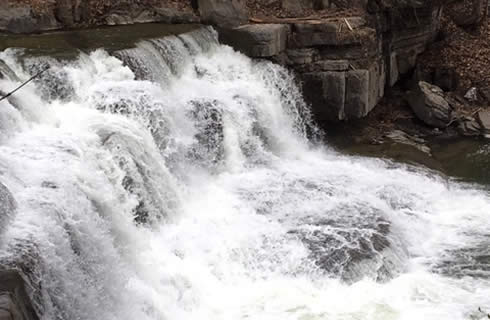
[0,26,489,320]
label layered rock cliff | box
[0,0,487,125]
[221,0,445,122]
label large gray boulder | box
[407,81,453,128]
[198,0,248,27]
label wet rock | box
[407,82,453,128]
[292,205,407,282]
[477,110,490,135]
[0,60,19,82]
[198,0,248,27]
[0,269,39,320]
[385,130,431,154]
[457,117,482,137]
[0,182,16,239]
[188,99,225,166]
[219,24,289,57]
[436,242,490,279]
[345,70,370,119]
[302,71,346,121]
[100,131,178,225]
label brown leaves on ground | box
[419,12,490,92]
[245,0,363,19]
[9,0,195,19]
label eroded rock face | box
[219,24,289,57]
[407,81,453,128]
[198,0,248,27]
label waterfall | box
[0,26,489,320]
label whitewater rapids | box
[0,27,489,320]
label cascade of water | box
[0,27,489,320]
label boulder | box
[407,81,453,128]
[457,118,482,137]
[197,0,248,27]
[477,110,490,135]
[219,24,289,57]
[0,269,39,320]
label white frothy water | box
[0,27,489,320]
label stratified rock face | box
[221,0,441,122]
[198,0,248,27]
[0,182,15,238]
[408,81,453,128]
[219,24,289,57]
[0,270,39,320]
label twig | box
[0,66,49,103]
[344,18,353,31]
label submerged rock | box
[457,117,482,137]
[407,81,453,128]
[292,205,407,283]
[385,130,432,155]
[0,269,39,320]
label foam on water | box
[0,27,489,320]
